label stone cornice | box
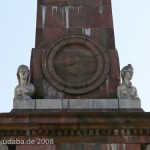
[0,110,150,143]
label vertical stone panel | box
[36,5,43,28]
[43,28,66,45]
[44,0,68,5]
[68,6,86,28]
[103,0,111,5]
[86,5,113,28]
[35,28,44,48]
[93,0,103,6]
[45,6,67,28]
[31,48,44,78]
[107,49,120,79]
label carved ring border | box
[42,36,109,94]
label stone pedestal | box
[13,99,141,109]
[13,99,35,109]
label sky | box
[0,0,150,112]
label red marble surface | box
[86,6,113,28]
[107,49,120,79]
[36,5,42,28]
[31,48,44,79]
[68,0,93,6]
[38,0,111,6]
[93,0,111,6]
[31,0,120,98]
[45,6,67,28]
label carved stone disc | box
[42,36,109,94]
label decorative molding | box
[0,129,150,137]
[42,36,109,94]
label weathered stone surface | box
[42,28,67,44]
[107,49,120,78]
[103,0,111,5]
[15,143,142,150]
[106,29,115,49]
[93,0,103,6]
[119,99,141,109]
[0,110,149,147]
[0,144,8,150]
[93,99,118,108]
[36,5,42,28]
[40,0,111,6]
[32,0,120,99]
[45,6,68,28]
[13,99,35,109]
[86,6,113,28]
[34,29,44,47]
[44,0,67,5]
[68,0,93,6]
[147,145,150,150]
[68,6,87,28]
[62,99,69,108]
[42,36,109,96]
[69,99,93,109]
[93,0,111,6]
[13,99,141,109]
[36,99,62,109]
[31,49,44,78]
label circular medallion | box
[42,36,109,94]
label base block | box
[119,99,141,108]
[13,99,141,109]
[13,99,35,109]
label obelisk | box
[30,0,120,99]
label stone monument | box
[1,0,150,150]
[30,0,120,99]
[12,0,140,110]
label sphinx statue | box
[117,64,139,99]
[14,65,35,100]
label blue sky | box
[0,0,150,112]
